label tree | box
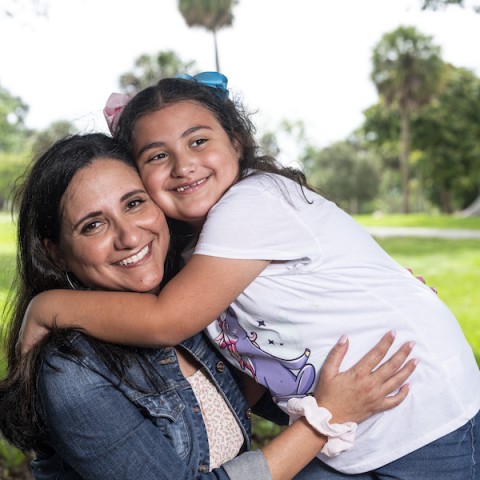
[178,0,238,71]
[371,26,444,213]
[413,66,480,213]
[304,141,380,214]
[420,0,480,13]
[0,83,29,153]
[119,51,196,96]
[31,120,76,158]
[420,0,480,215]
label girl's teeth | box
[176,177,206,192]
[118,244,149,266]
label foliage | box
[371,26,444,213]
[305,140,380,214]
[30,120,76,159]
[361,63,480,214]
[413,66,480,212]
[251,414,285,449]
[420,0,480,13]
[0,153,29,211]
[0,84,30,153]
[177,0,239,71]
[0,440,32,479]
[119,51,196,96]
[178,0,237,30]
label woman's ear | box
[43,239,67,271]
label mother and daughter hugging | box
[1,72,479,480]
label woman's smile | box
[115,241,152,267]
[55,159,170,293]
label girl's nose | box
[172,152,196,177]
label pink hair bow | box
[103,92,131,135]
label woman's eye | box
[126,198,145,210]
[81,221,102,234]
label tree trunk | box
[399,109,410,213]
[439,189,453,214]
[458,193,480,217]
[213,29,220,72]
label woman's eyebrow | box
[120,188,146,202]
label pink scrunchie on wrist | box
[287,396,357,457]
[103,92,131,135]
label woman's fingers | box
[377,357,418,399]
[320,335,349,381]
[373,340,415,380]
[353,331,397,373]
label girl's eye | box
[191,138,207,147]
[81,221,103,234]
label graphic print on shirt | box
[213,308,316,396]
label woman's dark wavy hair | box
[0,133,167,452]
[115,76,314,240]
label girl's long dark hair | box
[0,133,169,452]
[115,76,314,243]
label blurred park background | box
[1,0,480,477]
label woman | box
[0,133,415,480]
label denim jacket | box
[31,332,278,480]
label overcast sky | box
[1,0,479,154]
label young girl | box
[21,73,480,478]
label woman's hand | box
[314,331,417,424]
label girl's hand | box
[315,331,417,424]
[407,267,438,294]
[16,292,55,356]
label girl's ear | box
[232,137,243,160]
[43,239,67,271]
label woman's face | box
[132,101,241,230]
[52,158,169,293]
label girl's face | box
[50,159,169,293]
[132,101,241,229]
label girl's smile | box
[132,101,241,229]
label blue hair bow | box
[175,72,229,99]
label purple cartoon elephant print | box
[213,308,316,396]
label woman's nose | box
[114,219,142,250]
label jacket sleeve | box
[36,353,272,480]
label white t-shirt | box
[196,173,480,474]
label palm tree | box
[119,50,196,95]
[178,0,238,72]
[371,26,444,213]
